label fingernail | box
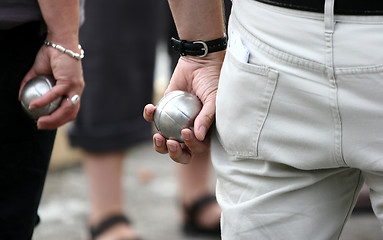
[168,144,177,152]
[183,131,191,141]
[199,125,207,139]
[155,138,163,147]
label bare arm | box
[144,0,226,164]
[19,0,84,129]
[168,0,226,41]
[168,0,226,140]
[38,0,80,48]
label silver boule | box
[154,90,202,142]
[20,75,62,120]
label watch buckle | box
[193,41,208,57]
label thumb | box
[193,98,215,141]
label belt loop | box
[324,0,335,71]
[324,0,335,33]
[323,0,336,79]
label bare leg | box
[176,154,221,229]
[84,151,138,240]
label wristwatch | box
[170,35,227,57]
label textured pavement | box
[33,140,219,240]
[32,140,383,240]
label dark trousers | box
[0,22,56,240]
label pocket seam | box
[217,52,279,159]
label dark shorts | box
[68,0,232,153]
[68,0,165,152]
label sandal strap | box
[182,194,221,236]
[89,214,131,239]
[184,194,217,225]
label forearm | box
[168,0,225,41]
[38,0,80,49]
[19,0,84,129]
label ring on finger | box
[66,94,80,105]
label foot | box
[89,214,141,240]
[93,224,137,240]
[182,194,221,236]
[192,200,221,229]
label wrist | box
[171,35,227,57]
[46,31,79,49]
[38,0,80,46]
[44,40,84,60]
[182,50,226,63]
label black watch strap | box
[170,35,227,57]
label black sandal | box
[89,214,142,240]
[182,194,221,237]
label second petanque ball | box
[20,75,62,120]
[154,90,202,142]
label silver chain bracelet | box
[44,40,84,60]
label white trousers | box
[214,0,383,239]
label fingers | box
[181,128,208,153]
[145,93,215,142]
[143,104,156,122]
[153,133,192,164]
[152,133,168,154]
[24,82,82,129]
[167,129,210,164]
[151,128,210,165]
[18,42,85,129]
[146,105,192,164]
[144,96,212,164]
[167,141,192,164]
[193,97,216,141]
[27,84,66,109]
[36,98,80,129]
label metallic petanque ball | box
[154,90,202,142]
[20,75,62,120]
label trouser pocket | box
[216,52,278,159]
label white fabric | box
[214,0,383,239]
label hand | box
[19,41,84,129]
[143,51,224,163]
[144,104,211,164]
[166,51,224,140]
